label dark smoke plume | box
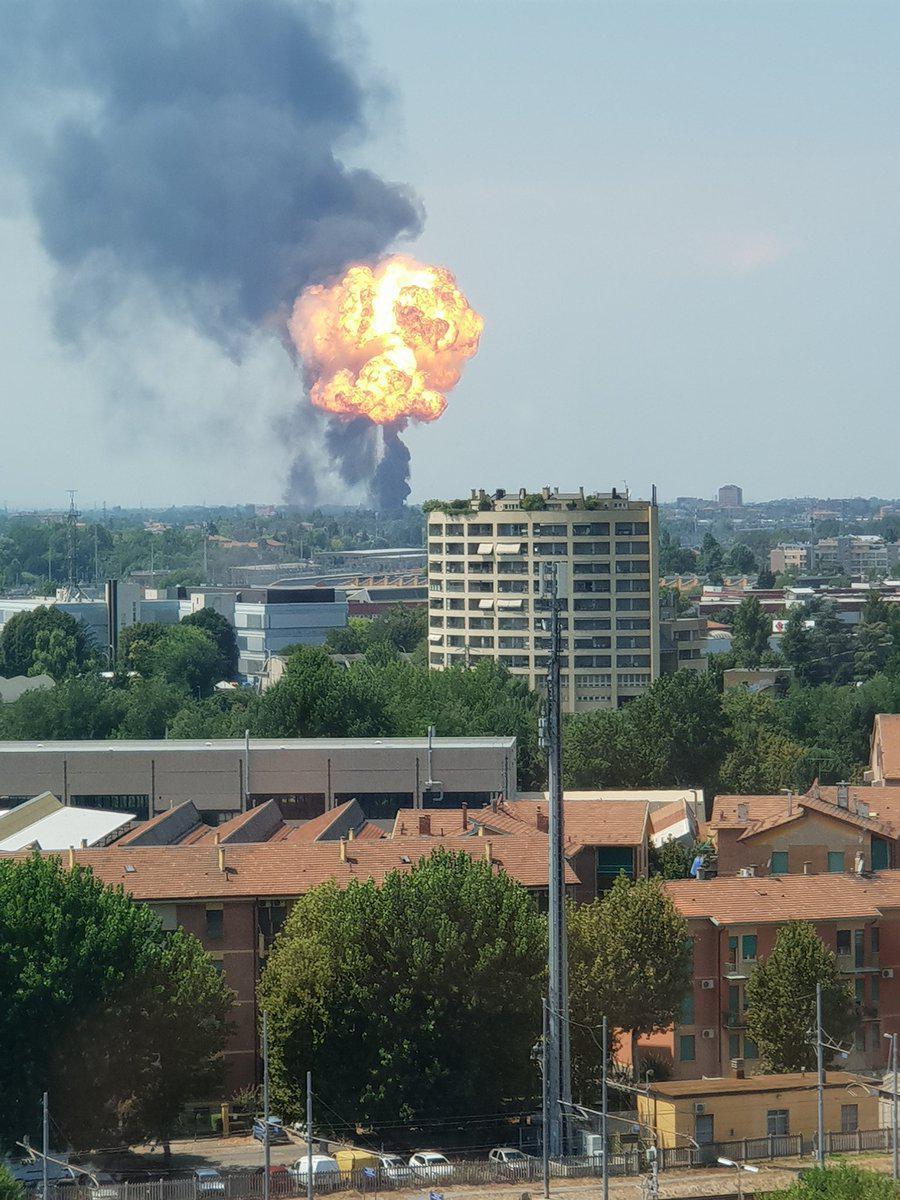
[0,0,423,504]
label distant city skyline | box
[2,1,899,506]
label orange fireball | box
[289,255,483,424]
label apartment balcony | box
[723,1010,747,1029]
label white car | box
[489,1147,530,1175]
[290,1155,340,1183]
[193,1170,225,1195]
[408,1152,454,1180]
[376,1155,414,1184]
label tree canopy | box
[731,595,771,667]
[0,607,93,680]
[568,876,691,1097]
[745,921,856,1072]
[764,1164,895,1200]
[259,849,545,1128]
[181,607,239,676]
[0,854,231,1150]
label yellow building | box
[638,1072,877,1149]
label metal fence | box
[32,1129,898,1200]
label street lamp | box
[717,1158,759,1200]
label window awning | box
[497,598,524,609]
[428,633,443,643]
[496,543,524,555]
[476,542,494,555]
[478,598,495,610]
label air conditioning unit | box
[694,1103,706,1115]
[883,968,894,979]
[702,1028,716,1039]
[701,979,715,990]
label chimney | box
[837,782,850,809]
[339,838,347,863]
[857,798,869,819]
[484,839,493,864]
[80,838,88,849]
[67,846,75,869]
[536,805,549,833]
[736,802,749,822]
[786,792,793,816]
[477,824,485,837]
[748,864,757,877]
[214,831,220,844]
[462,803,468,831]
[217,845,225,873]
[491,796,498,813]
[803,861,812,875]
[348,826,355,841]
[418,814,431,836]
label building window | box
[766,1110,789,1137]
[841,1105,858,1134]
[836,929,851,955]
[828,851,845,873]
[744,1037,758,1060]
[596,846,634,891]
[770,851,788,874]
[679,1035,696,1062]
[205,906,224,942]
[872,838,890,871]
[742,934,757,960]
[872,926,880,954]
[680,991,694,1025]
[729,1033,741,1060]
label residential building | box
[427,487,660,711]
[813,536,893,577]
[718,485,743,509]
[0,736,517,822]
[639,1072,876,1150]
[769,543,811,575]
[869,714,900,785]
[23,830,574,1090]
[707,784,897,876]
[660,613,707,675]
[642,872,900,1080]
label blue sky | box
[1,1,898,506]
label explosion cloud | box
[288,255,483,507]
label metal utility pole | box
[306,1071,313,1200]
[541,997,549,1200]
[601,1016,609,1200]
[65,490,79,588]
[42,1091,49,1200]
[816,982,825,1167]
[262,1012,270,1200]
[540,561,571,1158]
[889,1032,899,1183]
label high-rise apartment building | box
[718,483,743,508]
[426,487,659,711]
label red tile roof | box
[873,714,900,781]
[11,835,574,900]
[284,800,359,842]
[664,872,900,925]
[510,800,648,849]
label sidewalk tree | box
[0,854,231,1151]
[745,921,856,1072]
[568,876,691,1097]
[260,849,545,1128]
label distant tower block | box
[718,484,743,508]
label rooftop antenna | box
[63,491,86,599]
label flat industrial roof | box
[0,807,134,852]
[0,736,516,754]
[649,1072,861,1099]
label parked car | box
[289,1156,340,1184]
[193,1169,226,1194]
[252,1117,289,1145]
[375,1155,414,1184]
[408,1152,454,1181]
[489,1147,530,1175]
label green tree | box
[324,618,371,654]
[182,607,239,677]
[0,854,231,1151]
[757,565,776,588]
[854,594,892,680]
[764,1164,896,1200]
[659,529,696,575]
[779,606,816,685]
[149,626,224,696]
[260,849,545,1128]
[745,921,856,1072]
[119,621,170,674]
[698,532,724,577]
[649,838,711,880]
[0,607,92,679]
[626,672,729,789]
[568,876,691,1097]
[0,1165,23,1200]
[724,542,757,575]
[0,678,126,740]
[731,595,771,667]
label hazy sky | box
[2,1,899,508]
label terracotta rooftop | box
[711,787,899,841]
[873,714,900,782]
[649,1071,862,1099]
[11,836,575,900]
[664,871,900,925]
[512,799,648,849]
